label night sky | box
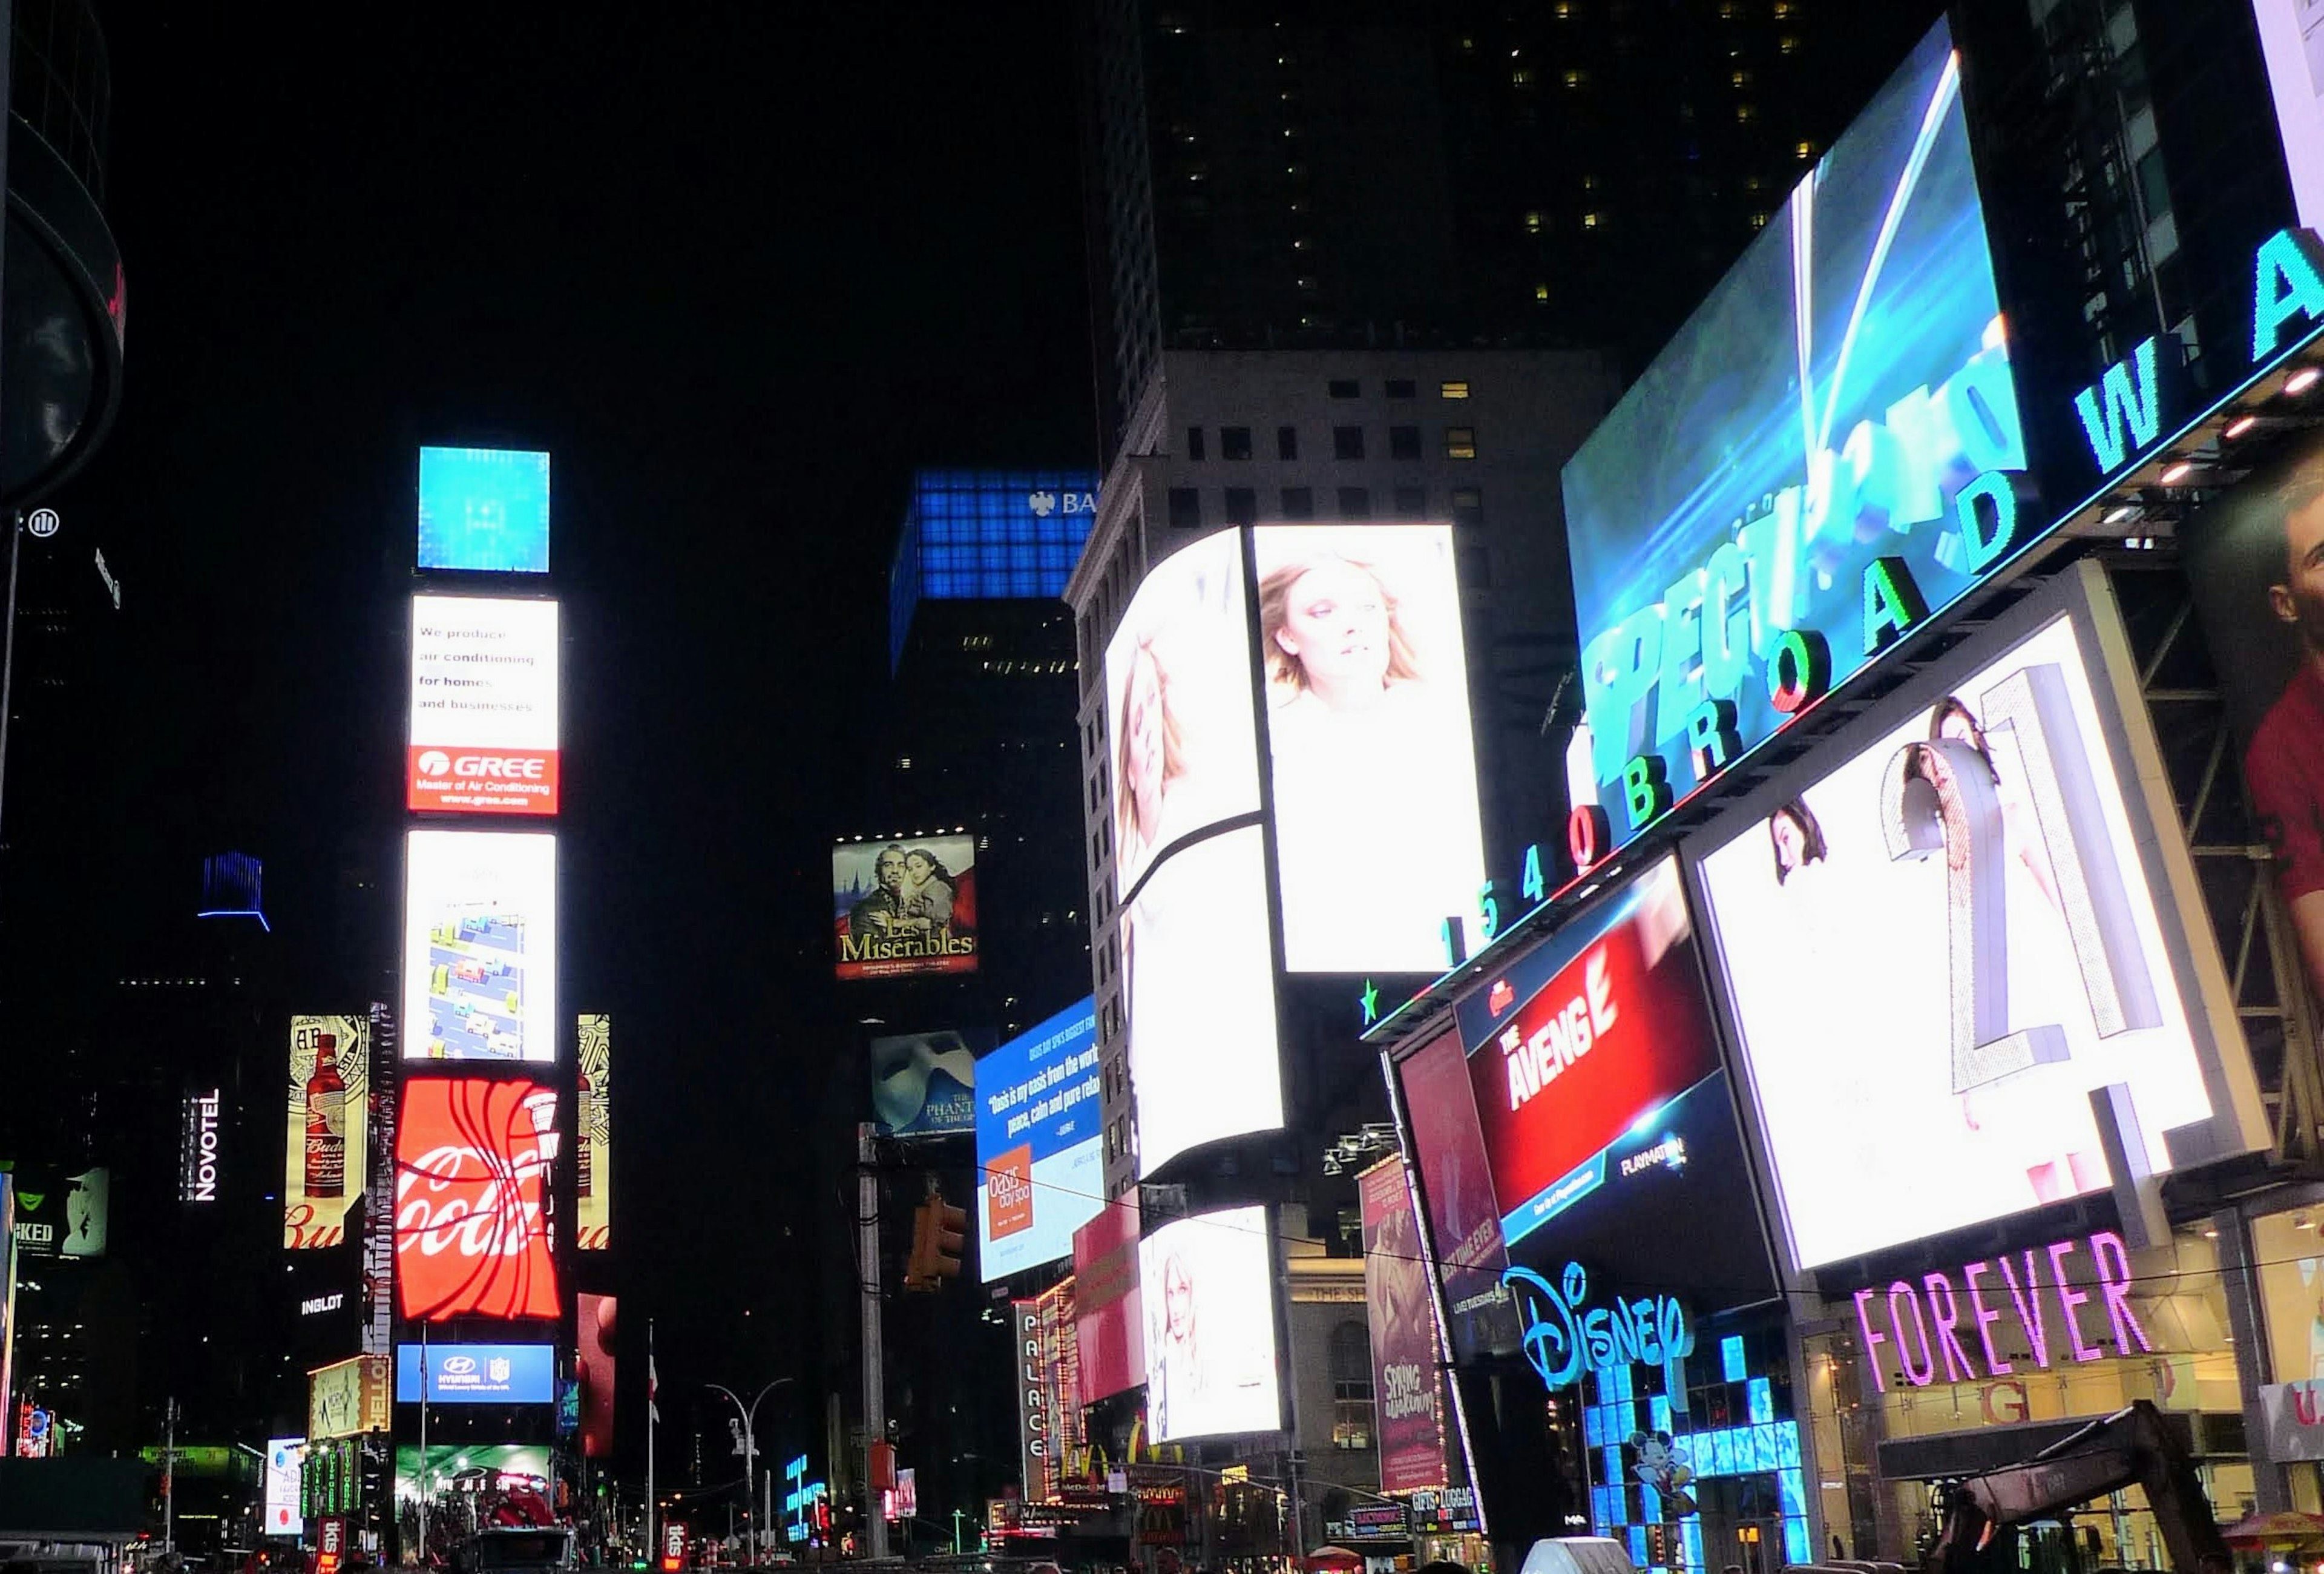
[41,1,1090,1436]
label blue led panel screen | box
[1561,19,2023,854]
[418,447,552,575]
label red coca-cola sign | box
[395,1078,560,1321]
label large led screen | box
[404,830,556,1062]
[1563,20,2024,854]
[2179,427,2324,1012]
[417,447,551,574]
[1253,524,1486,972]
[408,596,560,815]
[395,1444,551,1506]
[394,1078,560,1322]
[832,833,980,980]
[396,1343,555,1404]
[286,1015,371,1248]
[1104,532,1262,901]
[2255,1,2324,233]
[1140,1206,1282,1442]
[264,1438,304,1538]
[977,998,1102,1280]
[1698,595,2251,1269]
[1406,858,1774,1328]
[1124,825,1282,1176]
[4,1164,107,1259]
[577,1013,610,1250]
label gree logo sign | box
[1503,1260,1693,1404]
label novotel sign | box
[1849,1230,2150,1391]
[181,1089,222,1203]
[1571,225,2324,871]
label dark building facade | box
[1078,0,1947,449]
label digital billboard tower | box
[392,446,570,1562]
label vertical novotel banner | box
[180,1088,223,1204]
[1358,1156,1448,1493]
[577,1014,610,1250]
[286,1016,370,1249]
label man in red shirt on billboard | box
[2249,466,2324,999]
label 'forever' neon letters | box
[1851,1231,2150,1390]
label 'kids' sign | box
[1569,221,2324,869]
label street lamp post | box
[706,1379,792,1563]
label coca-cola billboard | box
[394,1078,560,1322]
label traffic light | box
[902,1193,968,1289]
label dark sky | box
[41,0,1091,1429]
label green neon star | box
[1359,980,1380,1026]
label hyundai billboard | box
[977,998,1101,1280]
[1563,19,2023,856]
[408,595,560,815]
[396,1343,554,1404]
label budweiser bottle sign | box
[394,1078,560,1321]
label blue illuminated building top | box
[418,446,552,574]
[888,469,1099,671]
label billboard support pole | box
[417,1323,428,1559]
[858,1123,890,1561]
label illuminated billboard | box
[977,999,1101,1280]
[2256,1,2324,232]
[265,1438,304,1538]
[286,1015,370,1248]
[1696,571,2265,1269]
[1105,530,1262,900]
[2179,427,2324,1012]
[577,1013,610,1250]
[1141,1206,1282,1443]
[832,834,980,980]
[1564,19,2023,857]
[393,1078,560,1322]
[1394,1026,1515,1360]
[395,1444,551,1506]
[408,596,560,815]
[577,1294,615,1458]
[1072,1195,1144,1404]
[4,1165,106,1259]
[869,1030,979,1138]
[1451,858,1771,1303]
[1125,825,1282,1176]
[1253,524,1485,972]
[1359,1157,1448,1493]
[417,446,551,574]
[403,829,557,1062]
[308,1356,389,1440]
[396,1343,554,1404]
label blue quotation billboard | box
[1564,19,2024,857]
[418,447,553,575]
[396,1343,555,1404]
[976,998,1101,1280]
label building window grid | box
[904,470,1100,604]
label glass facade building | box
[887,469,1100,671]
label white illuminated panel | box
[408,596,560,815]
[1125,825,1282,1177]
[1253,524,1486,973]
[2256,0,2324,232]
[1699,605,2240,1268]
[1140,1207,1282,1442]
[402,830,557,1063]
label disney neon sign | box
[1504,1261,1695,1404]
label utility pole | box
[417,1323,430,1561]
[707,1380,790,1563]
[162,1397,177,1556]
[646,1320,657,1572]
[858,1123,889,1561]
